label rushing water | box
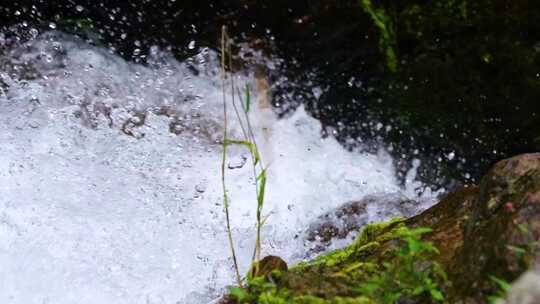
[0,30,437,303]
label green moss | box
[359,0,397,72]
[256,295,375,304]
[294,295,375,304]
[294,218,405,271]
[227,217,450,304]
[230,219,446,303]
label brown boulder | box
[450,153,540,302]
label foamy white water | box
[0,30,435,303]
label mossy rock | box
[224,153,540,303]
[450,154,540,302]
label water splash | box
[0,30,436,304]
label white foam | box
[0,31,436,304]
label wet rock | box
[406,186,478,269]
[121,111,147,138]
[248,255,288,279]
[406,153,540,302]
[305,195,419,252]
[450,153,540,302]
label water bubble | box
[29,28,39,38]
[52,42,62,51]
[75,5,84,12]
[28,120,40,128]
[188,41,196,50]
[49,22,57,29]
[195,184,206,193]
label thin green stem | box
[236,86,266,263]
[220,26,242,287]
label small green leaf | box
[228,286,249,302]
[257,168,267,208]
[507,245,526,254]
[517,223,529,234]
[359,282,380,293]
[409,239,422,253]
[490,276,511,292]
[413,285,425,295]
[409,227,433,236]
[488,295,502,303]
[224,139,260,165]
[430,289,444,301]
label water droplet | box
[75,5,84,12]
[188,41,196,50]
[29,28,39,38]
[195,183,207,193]
[49,22,57,29]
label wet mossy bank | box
[222,153,540,303]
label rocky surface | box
[449,153,540,301]
[223,153,540,303]
[305,195,420,254]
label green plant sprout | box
[355,227,447,303]
[487,276,511,303]
[220,26,269,287]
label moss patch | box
[227,218,447,303]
